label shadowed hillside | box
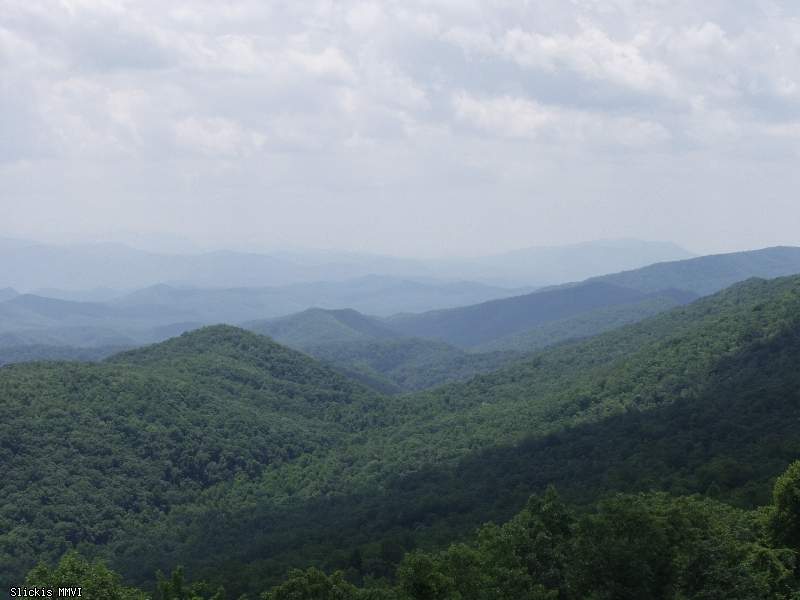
[4,276,800,595]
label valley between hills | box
[3,246,800,598]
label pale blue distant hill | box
[0,238,693,291]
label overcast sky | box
[2,0,799,257]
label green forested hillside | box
[384,281,656,347]
[24,466,800,599]
[134,275,800,593]
[0,277,523,352]
[4,276,800,596]
[4,246,798,367]
[246,307,523,392]
[382,246,800,350]
[305,337,521,392]
[0,326,380,585]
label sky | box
[1,0,800,257]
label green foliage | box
[246,307,524,393]
[303,337,520,393]
[6,277,800,596]
[0,326,380,587]
[261,568,383,600]
[267,483,798,599]
[156,567,225,600]
[22,467,800,600]
[569,493,796,600]
[771,461,800,552]
[25,552,145,600]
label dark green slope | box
[384,281,685,348]
[305,337,521,393]
[25,470,800,600]
[330,311,800,544]
[7,277,800,596]
[592,245,800,295]
[107,276,800,594]
[0,326,379,584]
[376,276,800,463]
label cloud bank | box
[1,1,799,255]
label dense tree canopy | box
[4,276,800,596]
[25,464,800,599]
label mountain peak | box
[108,325,375,397]
[111,324,276,360]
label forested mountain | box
[210,275,800,593]
[3,246,800,369]
[4,275,800,596]
[385,282,693,347]
[0,277,523,358]
[299,337,520,393]
[29,467,800,599]
[476,294,692,352]
[442,238,694,286]
[241,247,800,385]
[116,277,527,320]
[591,245,800,295]
[247,308,522,392]
[247,307,400,347]
[384,246,800,350]
[0,326,379,586]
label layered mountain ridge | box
[3,274,800,595]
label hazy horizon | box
[2,232,700,260]
[3,1,800,258]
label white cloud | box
[346,3,383,33]
[173,116,266,157]
[453,93,553,139]
[501,25,677,96]
[289,46,357,83]
[3,0,800,255]
[453,92,671,147]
